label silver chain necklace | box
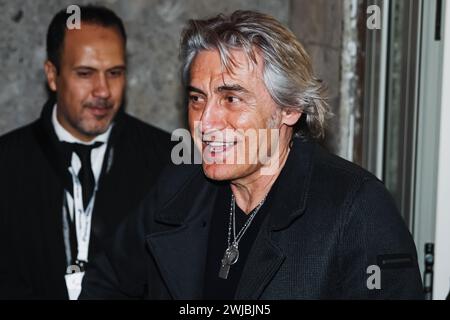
[218,193,267,279]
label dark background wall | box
[290,0,344,155]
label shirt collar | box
[51,104,112,145]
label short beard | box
[75,118,112,138]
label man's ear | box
[44,60,58,92]
[281,108,302,127]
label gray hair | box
[180,10,330,140]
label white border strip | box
[375,0,389,180]
[433,0,450,300]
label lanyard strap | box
[68,166,97,264]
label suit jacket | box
[0,100,172,299]
[81,139,424,299]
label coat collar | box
[146,169,219,299]
[33,99,72,190]
[153,164,207,226]
[267,138,315,231]
[152,138,316,230]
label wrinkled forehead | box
[189,48,264,85]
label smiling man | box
[81,10,423,299]
[0,5,171,299]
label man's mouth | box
[86,105,112,117]
[203,141,237,154]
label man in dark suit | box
[81,10,423,299]
[0,5,172,299]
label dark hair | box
[46,5,127,71]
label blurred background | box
[0,0,449,299]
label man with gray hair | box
[82,10,423,299]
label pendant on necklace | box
[218,244,239,279]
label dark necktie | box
[62,142,104,209]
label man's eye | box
[76,71,92,78]
[188,95,206,111]
[189,95,203,103]
[225,96,240,104]
[108,70,124,78]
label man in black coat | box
[0,5,172,299]
[81,10,424,299]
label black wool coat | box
[81,139,424,300]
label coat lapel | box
[146,173,219,299]
[33,100,72,192]
[234,228,285,299]
[236,140,316,299]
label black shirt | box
[203,184,274,299]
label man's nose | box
[200,99,226,133]
[92,74,111,99]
